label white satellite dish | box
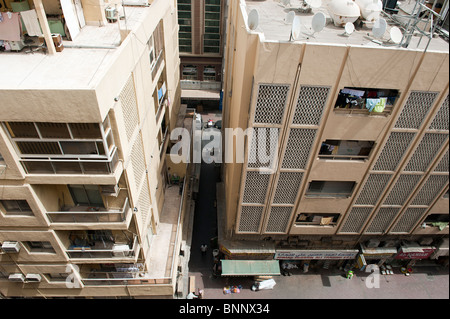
[372,18,387,39]
[344,22,355,36]
[390,26,403,44]
[248,9,259,31]
[285,11,295,24]
[305,0,322,8]
[311,12,326,34]
[291,16,302,41]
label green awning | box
[221,260,281,277]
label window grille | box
[238,206,264,233]
[383,174,422,206]
[394,91,438,129]
[292,86,330,126]
[120,76,139,141]
[355,174,393,205]
[365,207,401,233]
[265,206,293,233]
[253,84,290,125]
[404,133,448,172]
[281,128,317,169]
[391,207,427,233]
[373,132,416,171]
[272,172,304,204]
[411,174,449,206]
[242,171,271,204]
[429,95,449,131]
[339,207,373,233]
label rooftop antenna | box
[372,18,387,39]
[290,16,302,41]
[341,22,355,36]
[389,26,403,44]
[248,9,259,31]
[285,11,296,24]
[310,12,326,36]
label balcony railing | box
[67,235,139,260]
[47,197,130,224]
[21,147,119,175]
[82,271,171,286]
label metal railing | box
[47,197,130,224]
[66,236,139,260]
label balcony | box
[65,231,140,262]
[47,194,131,229]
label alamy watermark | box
[170,127,279,174]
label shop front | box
[395,242,436,267]
[219,240,276,260]
[274,249,359,272]
[360,243,398,266]
[431,238,449,266]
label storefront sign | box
[395,246,435,260]
[274,250,359,260]
[360,244,397,260]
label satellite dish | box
[291,16,302,41]
[282,0,291,6]
[311,12,326,33]
[285,11,295,24]
[305,0,322,8]
[372,18,387,39]
[248,9,259,31]
[390,26,403,44]
[344,22,355,35]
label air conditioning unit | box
[26,274,42,283]
[366,239,380,248]
[112,244,131,257]
[105,7,117,22]
[101,184,120,197]
[1,241,21,253]
[8,274,25,282]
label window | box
[3,119,118,175]
[295,213,340,225]
[424,214,449,223]
[203,66,216,81]
[44,273,70,283]
[334,87,399,116]
[68,185,104,207]
[0,200,33,216]
[203,0,221,54]
[24,241,55,253]
[319,140,374,160]
[306,181,356,198]
[182,65,198,80]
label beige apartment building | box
[219,0,449,270]
[0,0,193,298]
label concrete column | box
[33,0,56,55]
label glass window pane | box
[36,123,71,138]
[60,142,98,155]
[6,122,39,138]
[69,123,102,139]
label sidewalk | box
[191,264,449,299]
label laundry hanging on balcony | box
[366,98,387,113]
[0,12,21,41]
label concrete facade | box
[0,0,192,298]
[220,0,449,265]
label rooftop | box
[244,0,449,52]
[0,5,146,90]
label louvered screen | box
[394,91,438,129]
[138,180,151,225]
[435,149,449,172]
[131,135,146,189]
[242,171,271,204]
[265,206,293,233]
[355,174,393,205]
[373,132,416,171]
[281,128,317,169]
[411,174,449,206]
[120,76,139,141]
[404,133,448,172]
[339,207,373,233]
[383,174,422,206]
[429,95,449,131]
[391,207,427,233]
[247,128,280,169]
[292,86,330,126]
[238,206,264,233]
[365,207,401,233]
[272,172,304,204]
[253,84,290,125]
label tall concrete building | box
[0,0,193,298]
[218,0,449,272]
[177,0,228,109]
